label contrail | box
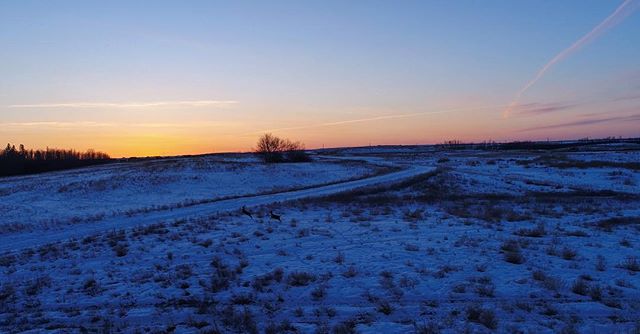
[7,100,237,108]
[504,0,640,118]
[242,104,506,136]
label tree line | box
[438,137,640,151]
[0,143,111,177]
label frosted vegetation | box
[0,143,639,333]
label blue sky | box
[1,1,639,156]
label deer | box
[269,211,282,222]
[241,206,253,220]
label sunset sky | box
[1,1,639,157]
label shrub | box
[542,276,564,292]
[285,149,312,163]
[466,305,498,330]
[620,256,640,272]
[405,244,420,252]
[403,209,424,222]
[561,247,577,260]
[615,279,633,288]
[452,284,466,293]
[199,239,213,248]
[251,268,284,292]
[571,278,589,296]
[504,250,524,264]
[589,284,602,301]
[83,278,100,296]
[25,276,52,296]
[376,300,394,315]
[500,239,519,252]
[0,254,16,267]
[595,255,606,271]
[532,270,546,281]
[287,271,316,286]
[515,223,546,237]
[596,217,639,232]
[311,285,326,301]
[566,230,589,237]
[414,322,441,334]
[175,264,193,280]
[332,320,357,334]
[265,320,297,334]
[221,305,258,334]
[231,293,255,305]
[342,266,358,278]
[476,283,495,297]
[399,275,418,289]
[272,268,284,282]
[113,243,128,257]
[210,257,238,292]
[620,238,632,247]
[0,283,15,306]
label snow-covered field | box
[0,155,385,235]
[1,145,639,333]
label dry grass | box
[466,304,498,330]
[596,217,640,231]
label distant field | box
[1,144,639,333]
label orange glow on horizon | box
[2,101,639,158]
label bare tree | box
[255,134,310,163]
[255,133,284,163]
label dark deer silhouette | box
[241,206,253,220]
[269,211,281,222]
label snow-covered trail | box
[0,161,434,253]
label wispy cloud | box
[521,113,640,132]
[504,0,640,118]
[2,121,116,128]
[514,102,577,116]
[242,104,505,136]
[610,92,640,102]
[0,121,240,129]
[7,100,237,109]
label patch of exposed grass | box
[466,304,498,330]
[287,271,316,287]
[596,217,639,231]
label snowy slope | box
[0,155,383,234]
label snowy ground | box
[0,154,386,235]
[1,145,639,333]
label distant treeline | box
[439,137,640,151]
[1,143,112,177]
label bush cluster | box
[254,134,311,163]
